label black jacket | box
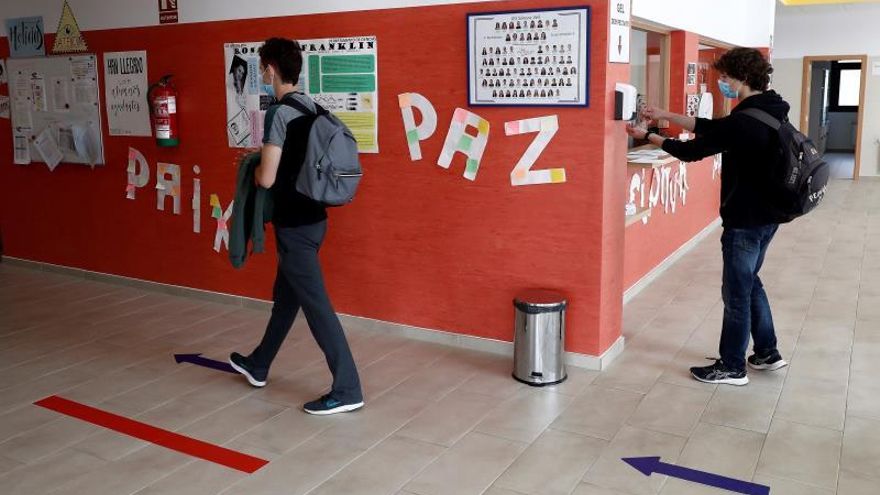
[662,90,791,227]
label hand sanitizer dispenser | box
[615,83,637,121]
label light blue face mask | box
[718,79,739,99]
[260,67,274,97]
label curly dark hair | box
[713,47,773,91]
[258,38,303,84]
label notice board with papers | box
[6,54,105,168]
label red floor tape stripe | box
[34,395,269,473]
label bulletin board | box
[6,54,105,168]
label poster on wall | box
[223,36,378,153]
[608,0,631,63]
[51,1,89,54]
[103,51,151,136]
[467,7,590,107]
[5,17,45,58]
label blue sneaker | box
[303,395,364,416]
[228,352,267,388]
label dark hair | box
[258,37,303,84]
[713,47,773,91]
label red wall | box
[1,0,626,356]
[623,158,720,291]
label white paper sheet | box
[34,127,63,171]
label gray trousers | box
[250,220,363,403]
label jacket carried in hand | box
[229,152,273,269]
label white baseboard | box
[3,257,624,370]
[623,217,722,305]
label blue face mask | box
[718,79,739,99]
[262,83,275,97]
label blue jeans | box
[719,225,779,372]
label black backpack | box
[740,108,829,221]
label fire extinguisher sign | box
[158,0,179,25]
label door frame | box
[800,54,868,179]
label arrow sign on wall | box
[174,353,237,374]
[622,457,770,495]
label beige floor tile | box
[403,432,526,495]
[846,370,880,421]
[220,434,366,495]
[228,407,333,455]
[756,419,842,489]
[397,389,498,447]
[309,436,445,495]
[456,361,527,400]
[837,469,880,495]
[47,446,192,495]
[538,366,600,396]
[474,388,574,444]
[1,416,100,463]
[775,375,848,430]
[570,483,630,495]
[133,461,246,495]
[582,425,686,495]
[700,383,780,433]
[493,428,607,495]
[319,392,430,451]
[550,385,644,440]
[751,475,833,495]
[840,415,880,480]
[592,349,669,394]
[389,353,479,402]
[0,449,106,495]
[658,423,765,495]
[626,382,713,437]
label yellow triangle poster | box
[52,0,88,54]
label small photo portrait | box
[496,47,502,55]
[495,22,501,30]
[506,68,512,76]
[530,20,536,29]
[493,90,498,97]
[541,32,547,40]
[567,77,573,86]
[537,46,543,54]
[556,88,561,96]
[229,55,248,96]
[509,57,515,65]
[571,66,577,75]
[527,68,533,76]
[526,33,532,41]
[537,20,543,28]
[562,67,569,76]
[527,89,533,97]
[552,19,558,28]
[513,33,519,41]
[482,79,488,87]
[482,47,488,56]
[502,21,508,29]
[516,21,522,29]
[519,68,525,76]
[519,89,526,97]
[566,55,573,64]
[506,34,511,42]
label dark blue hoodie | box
[662,90,792,227]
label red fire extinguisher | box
[147,75,179,147]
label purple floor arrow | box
[174,353,237,374]
[622,457,770,495]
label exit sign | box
[159,0,179,24]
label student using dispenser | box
[626,48,791,385]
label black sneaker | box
[748,350,788,371]
[228,352,267,388]
[690,359,749,386]
[303,395,364,416]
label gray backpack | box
[280,96,363,206]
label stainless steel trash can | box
[512,289,567,386]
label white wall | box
[0,0,497,36]
[632,0,775,48]
[3,0,776,46]
[773,3,880,176]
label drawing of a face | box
[229,55,248,95]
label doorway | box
[800,55,868,180]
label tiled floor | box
[2,178,880,494]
